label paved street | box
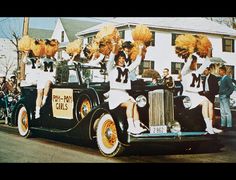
[1,122,236,163]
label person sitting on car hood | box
[181,48,222,134]
[106,39,147,135]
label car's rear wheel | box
[17,105,32,138]
[96,114,124,157]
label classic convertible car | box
[10,61,218,157]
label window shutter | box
[222,38,225,52]
[232,39,235,52]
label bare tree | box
[206,17,236,29]
[0,55,17,77]
[0,18,22,76]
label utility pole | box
[19,17,29,80]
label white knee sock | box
[204,118,214,134]
[134,120,141,128]
[42,96,48,106]
[127,118,134,129]
[35,106,40,118]
[36,106,40,112]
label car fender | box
[88,103,129,145]
[77,88,100,107]
[11,98,29,126]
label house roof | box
[77,17,236,37]
[60,18,100,41]
[28,28,53,39]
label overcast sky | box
[0,17,113,39]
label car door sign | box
[52,88,73,119]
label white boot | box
[127,118,139,134]
[134,120,147,134]
[42,96,48,106]
[204,118,214,134]
[213,127,223,133]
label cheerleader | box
[122,41,138,81]
[35,55,57,119]
[22,50,40,86]
[181,48,221,134]
[107,41,147,135]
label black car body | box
[11,62,217,157]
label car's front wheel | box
[96,114,124,157]
[17,105,32,138]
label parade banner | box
[52,88,73,119]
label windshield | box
[79,64,108,84]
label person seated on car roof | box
[106,38,147,135]
[181,48,222,134]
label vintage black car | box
[10,61,218,157]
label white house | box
[77,17,236,80]
[51,18,100,60]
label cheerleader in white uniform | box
[21,50,40,86]
[35,56,56,118]
[181,49,221,134]
[107,42,147,134]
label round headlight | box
[183,96,191,109]
[136,95,147,108]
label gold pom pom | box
[175,34,197,59]
[66,38,83,56]
[95,24,120,56]
[31,39,45,57]
[18,35,33,52]
[130,41,146,61]
[86,39,100,59]
[132,24,152,44]
[45,39,59,57]
[99,41,113,56]
[96,24,120,43]
[195,34,212,58]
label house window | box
[148,31,155,46]
[119,30,125,39]
[171,62,184,74]
[88,37,93,44]
[171,33,182,46]
[61,31,65,42]
[171,62,202,75]
[222,38,234,52]
[139,60,155,75]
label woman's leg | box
[121,100,134,119]
[133,103,147,133]
[200,99,209,119]
[42,80,52,106]
[200,98,214,134]
[208,101,213,121]
[35,89,44,118]
[121,101,136,133]
[133,103,139,121]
